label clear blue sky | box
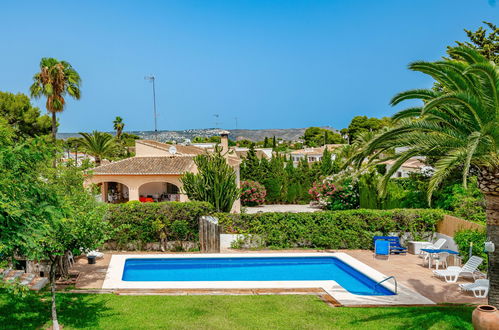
[1,1,497,132]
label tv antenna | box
[213,114,220,129]
[144,75,158,140]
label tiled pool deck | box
[72,249,486,306]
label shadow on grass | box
[0,290,114,329]
[344,305,474,329]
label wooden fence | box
[436,214,485,237]
[199,216,220,253]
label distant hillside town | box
[58,126,339,144]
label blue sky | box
[1,1,497,132]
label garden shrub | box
[105,201,213,249]
[309,180,359,210]
[433,177,486,223]
[216,209,443,249]
[454,229,488,270]
[240,180,267,206]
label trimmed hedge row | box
[105,201,213,249]
[216,209,444,249]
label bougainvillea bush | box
[240,180,267,206]
[309,180,359,210]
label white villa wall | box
[135,143,169,157]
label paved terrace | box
[72,249,486,305]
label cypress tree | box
[321,147,333,175]
[240,145,262,182]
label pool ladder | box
[374,276,397,294]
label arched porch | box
[85,175,188,203]
[139,182,181,202]
[98,181,130,203]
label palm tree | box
[113,116,125,139]
[79,131,115,166]
[30,58,81,141]
[358,47,498,306]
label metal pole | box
[145,75,158,140]
[152,77,158,139]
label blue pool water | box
[122,257,394,296]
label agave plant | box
[358,47,498,306]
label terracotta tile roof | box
[137,140,206,156]
[91,156,195,175]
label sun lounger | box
[459,279,489,298]
[419,238,446,259]
[433,256,483,283]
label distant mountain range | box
[57,126,338,143]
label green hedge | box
[217,209,444,249]
[105,201,213,249]
[454,229,488,270]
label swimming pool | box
[122,256,394,296]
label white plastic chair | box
[459,279,489,298]
[433,252,449,270]
[420,238,447,265]
[67,251,75,267]
[433,256,483,283]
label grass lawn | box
[0,292,474,329]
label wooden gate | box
[199,216,220,253]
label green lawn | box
[0,292,473,329]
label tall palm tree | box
[79,131,115,166]
[359,47,498,306]
[113,116,125,139]
[30,58,81,141]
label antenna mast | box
[145,75,158,140]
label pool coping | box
[102,252,434,306]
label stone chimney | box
[219,130,230,155]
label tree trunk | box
[49,259,60,330]
[57,253,70,279]
[95,156,101,167]
[51,112,57,142]
[478,166,499,307]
